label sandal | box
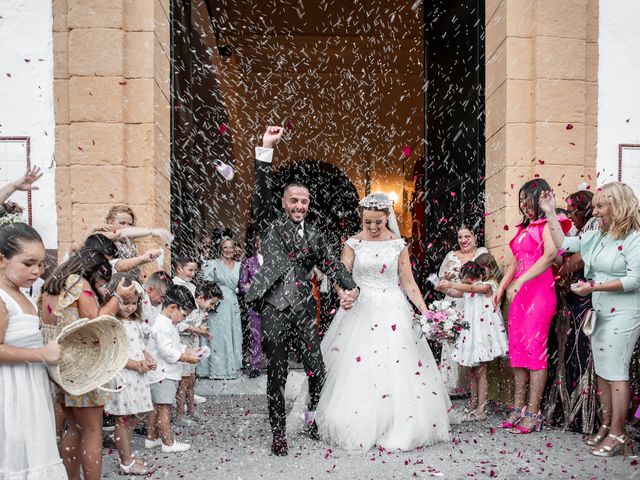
[585,424,609,446]
[133,457,152,467]
[464,410,487,422]
[509,411,544,434]
[501,406,525,429]
[119,459,155,476]
[590,433,636,458]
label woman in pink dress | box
[495,179,571,434]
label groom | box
[246,126,359,456]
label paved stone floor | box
[102,373,639,479]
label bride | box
[308,193,454,451]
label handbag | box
[580,308,596,336]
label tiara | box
[359,193,392,210]
[0,213,26,227]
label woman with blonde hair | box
[197,237,243,379]
[76,205,173,279]
[540,182,640,457]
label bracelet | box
[113,293,123,303]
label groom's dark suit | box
[246,148,357,437]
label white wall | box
[0,1,57,248]
[597,0,640,187]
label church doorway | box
[169,0,486,276]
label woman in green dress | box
[197,237,242,380]
[541,182,640,457]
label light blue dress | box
[196,259,243,379]
[563,229,640,381]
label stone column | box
[53,0,171,272]
[484,0,598,261]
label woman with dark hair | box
[494,179,572,434]
[543,190,598,433]
[435,225,488,396]
[40,249,135,480]
[308,193,453,450]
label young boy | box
[175,281,222,423]
[172,256,201,424]
[145,285,200,453]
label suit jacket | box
[245,155,357,312]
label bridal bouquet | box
[415,300,469,343]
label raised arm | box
[506,224,557,302]
[0,166,42,205]
[253,126,284,234]
[539,191,566,249]
[398,247,428,314]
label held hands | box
[142,351,157,370]
[339,289,359,310]
[39,341,62,365]
[136,359,156,373]
[262,126,284,148]
[438,279,452,291]
[538,190,556,215]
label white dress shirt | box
[146,314,186,382]
[172,276,198,335]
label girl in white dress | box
[0,222,67,479]
[439,254,508,421]
[314,193,454,451]
[104,274,156,476]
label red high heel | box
[501,406,525,429]
[509,411,544,434]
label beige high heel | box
[590,433,636,458]
[585,424,609,446]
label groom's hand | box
[262,126,284,148]
[339,289,359,310]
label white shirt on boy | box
[146,313,186,383]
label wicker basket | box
[48,315,130,396]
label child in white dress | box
[0,222,67,479]
[439,255,508,421]
[104,274,156,475]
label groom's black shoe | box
[306,421,320,441]
[271,433,288,456]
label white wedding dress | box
[312,238,454,451]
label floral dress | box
[105,320,153,416]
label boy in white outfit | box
[145,285,201,453]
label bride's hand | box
[339,289,358,310]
